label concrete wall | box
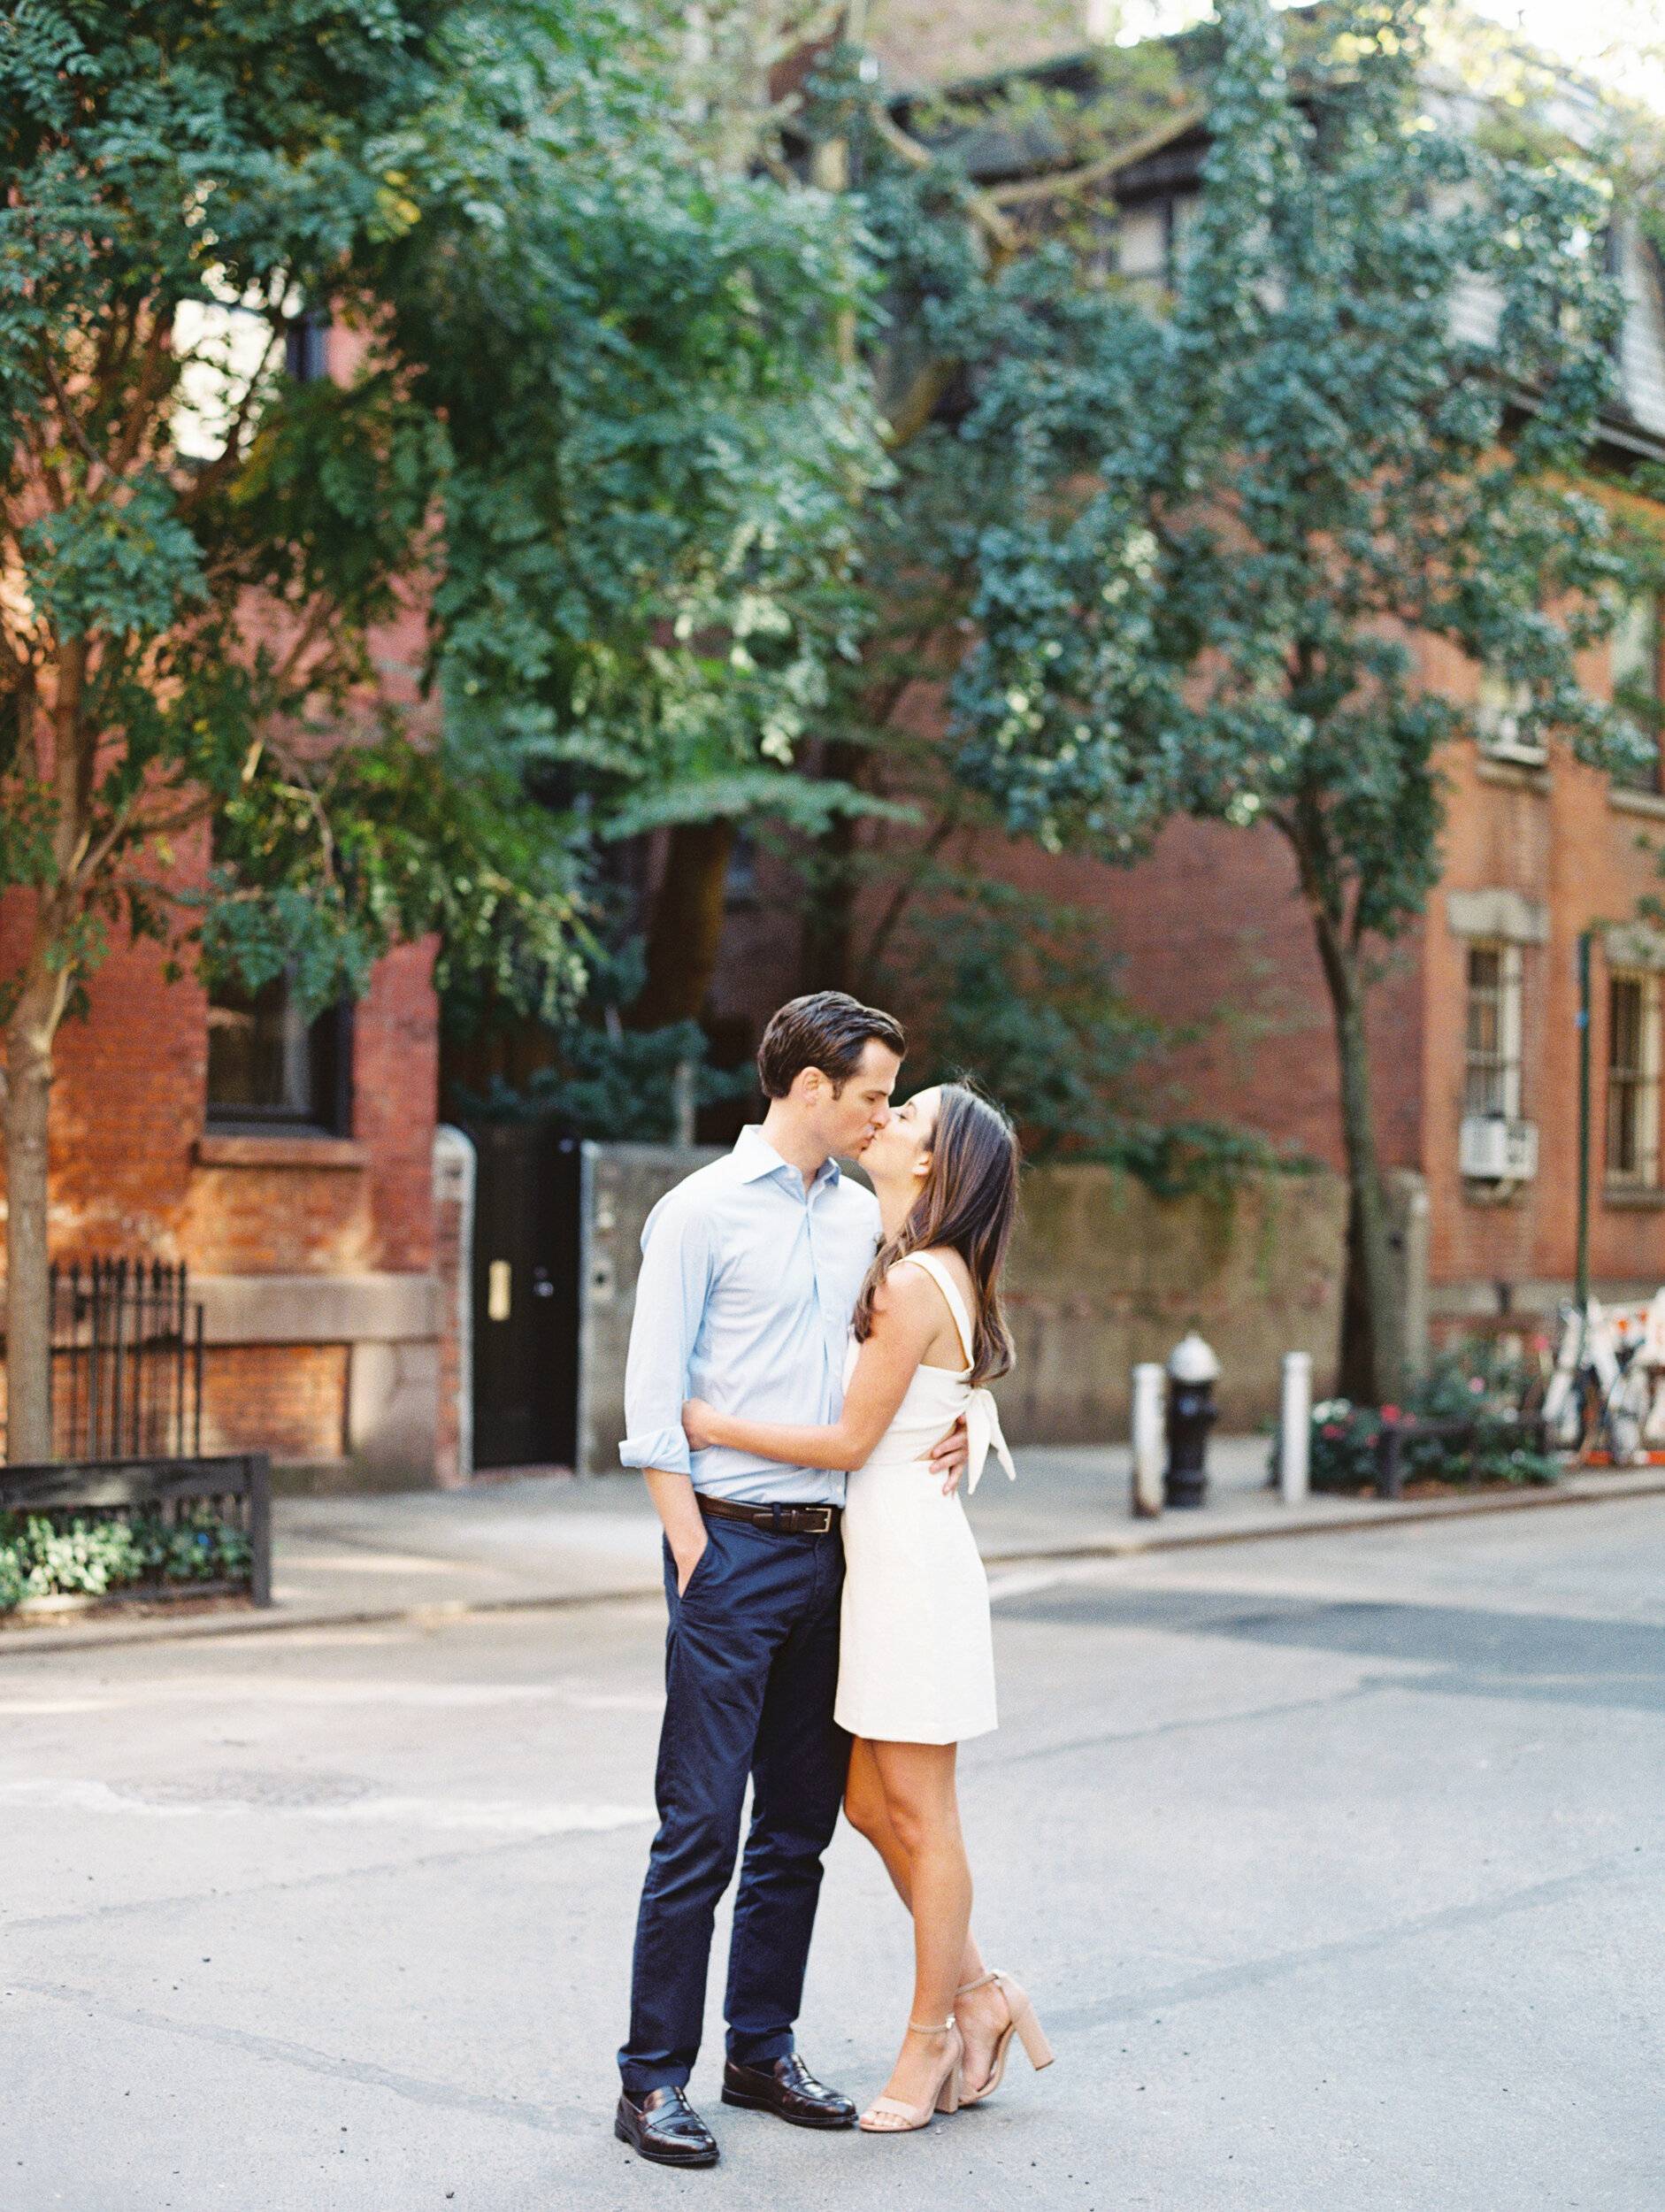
[576,1144,1354,1470]
[997,1164,1349,1440]
[578,1144,725,1479]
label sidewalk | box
[4,1438,1664,1655]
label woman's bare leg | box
[844,1737,1008,2089]
[853,1740,971,2116]
[843,1736,915,1905]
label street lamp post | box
[1577,930,1592,1314]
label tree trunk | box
[802,740,862,995]
[630,818,735,1029]
[1308,907,1400,1409]
[4,959,68,1463]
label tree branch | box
[883,359,957,450]
[19,409,70,516]
[856,794,963,990]
[42,356,107,490]
[986,106,1205,210]
[180,318,285,510]
[866,103,1020,263]
[270,601,339,698]
[108,313,171,479]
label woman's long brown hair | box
[852,1082,1020,1385]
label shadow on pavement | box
[996,1585,1665,1712]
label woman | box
[682,1082,1052,2134]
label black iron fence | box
[48,1258,203,1463]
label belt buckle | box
[806,1506,832,1535]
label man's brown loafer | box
[615,2086,719,2166]
[721,2053,857,2129]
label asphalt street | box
[4,1497,1663,2211]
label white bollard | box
[1131,1362,1165,1518]
[1279,1351,1311,1504]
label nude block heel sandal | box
[955,1971,1054,2105]
[858,2020,963,2134]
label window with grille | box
[1464,942,1522,1118]
[1607,972,1661,1186]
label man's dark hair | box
[756,992,906,1101]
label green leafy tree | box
[865,878,1167,1156]
[788,32,1251,1133]
[947,0,1647,1397]
[0,0,584,1458]
[382,0,896,1035]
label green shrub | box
[1304,1338,1558,1494]
[0,1507,253,1612]
[20,1515,140,1595]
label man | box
[614,991,967,2168]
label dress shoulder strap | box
[894,1250,975,1371]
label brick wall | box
[0,904,445,1482]
[199,1344,349,1461]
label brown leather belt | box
[698,1494,841,1537]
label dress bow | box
[965,1386,1017,1497]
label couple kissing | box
[614,991,1052,2168]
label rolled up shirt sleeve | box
[619,1194,714,1476]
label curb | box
[0,1580,667,1659]
[3,1469,1661,1659]
[978,1467,1665,1565]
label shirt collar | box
[733,1125,841,1192]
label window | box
[1464,942,1522,1118]
[206,973,351,1133]
[284,312,330,382]
[1611,593,1662,794]
[1117,202,1170,281]
[1607,972,1661,1186]
[1475,669,1544,766]
[723,828,758,910]
[1110,192,1202,296]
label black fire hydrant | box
[1164,1332,1221,1509]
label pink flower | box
[1381,1403,1400,1421]
[1322,1423,1343,1440]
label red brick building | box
[0,875,455,1486]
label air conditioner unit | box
[1460,1115,1538,1181]
[1481,737,1549,770]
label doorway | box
[464,1123,581,1470]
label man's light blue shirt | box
[619,1125,882,1507]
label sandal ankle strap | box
[955,1970,1001,1998]
[907,2017,955,2034]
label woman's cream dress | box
[834,1252,1017,1745]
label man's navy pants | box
[618,1511,848,2093]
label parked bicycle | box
[1540,1295,1665,1464]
